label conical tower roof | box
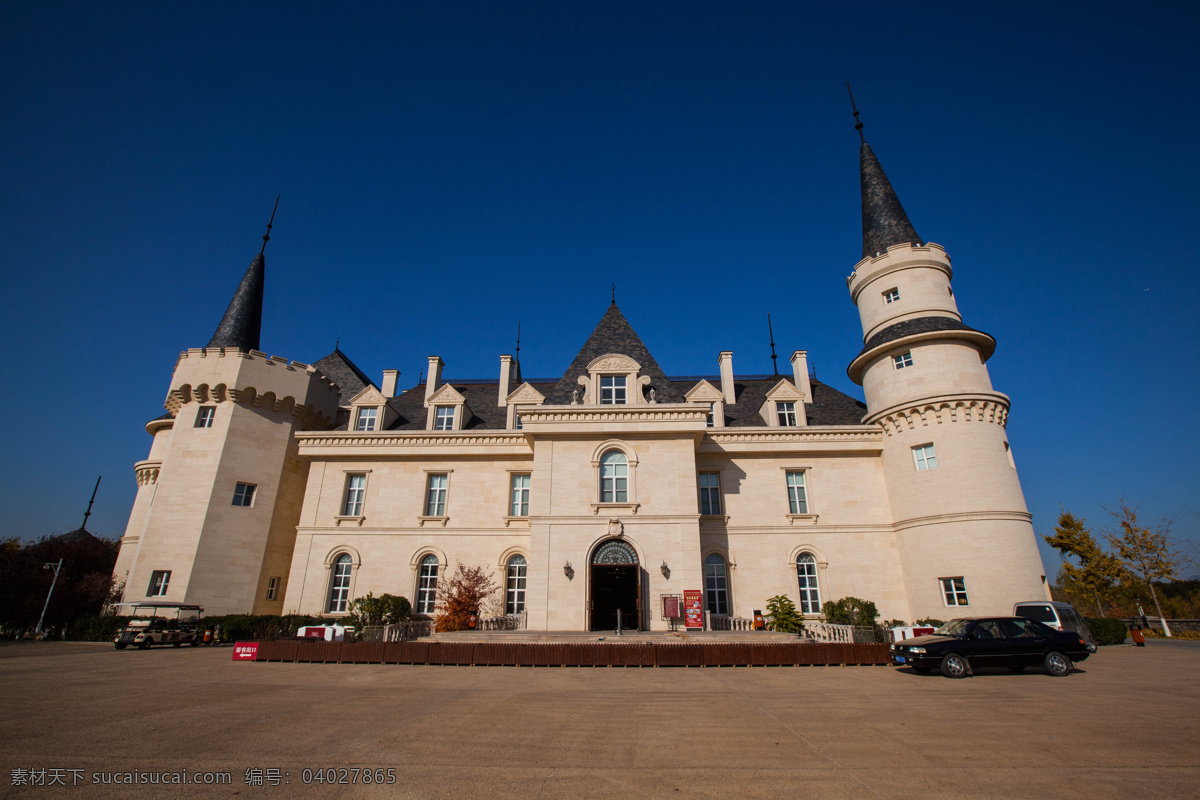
[860,143,922,260]
[207,253,264,351]
[547,304,682,404]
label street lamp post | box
[35,559,64,637]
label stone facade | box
[112,136,1052,626]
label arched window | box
[328,554,352,613]
[796,553,820,614]
[505,554,527,615]
[417,554,439,615]
[600,451,628,502]
[704,553,728,615]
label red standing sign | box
[232,642,259,661]
[683,590,704,630]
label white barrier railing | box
[479,612,527,631]
[709,614,755,631]
[805,622,855,643]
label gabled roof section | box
[313,348,375,407]
[427,384,466,405]
[547,304,683,404]
[684,380,724,403]
[764,379,806,401]
[348,385,387,406]
[507,382,546,405]
[860,143,922,260]
[207,253,265,352]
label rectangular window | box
[147,570,171,597]
[941,577,969,607]
[913,444,938,471]
[893,351,914,369]
[510,474,530,517]
[698,472,721,516]
[434,406,455,430]
[426,474,448,516]
[599,376,627,405]
[706,405,715,428]
[777,402,798,427]
[232,482,256,507]
[786,471,807,514]
[195,406,216,428]
[515,413,523,430]
[343,474,366,516]
[883,287,900,304]
[354,407,378,432]
[417,559,438,615]
[266,576,280,601]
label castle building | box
[111,130,1050,628]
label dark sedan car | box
[889,617,1091,678]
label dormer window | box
[777,402,798,427]
[434,406,455,431]
[354,407,378,432]
[600,376,627,405]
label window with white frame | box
[941,577,968,607]
[354,407,378,432]
[893,351,914,369]
[147,570,170,597]
[328,554,352,613]
[434,406,455,431]
[510,474,530,517]
[777,401,798,427]
[425,474,448,516]
[704,553,729,615]
[599,451,628,502]
[883,287,900,304]
[195,406,216,428]
[797,554,820,613]
[698,472,721,516]
[505,554,527,614]
[599,376,627,405]
[232,482,256,507]
[266,576,280,601]
[417,554,439,614]
[912,444,938,471]
[343,474,366,516]
[785,471,808,514]
[706,405,715,428]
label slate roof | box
[668,377,867,427]
[313,349,376,406]
[860,143,922,260]
[375,381,559,431]
[859,316,994,355]
[207,253,265,352]
[546,304,683,405]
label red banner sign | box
[663,596,681,618]
[683,590,704,630]
[232,642,259,661]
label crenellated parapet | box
[134,460,161,486]
[873,396,1010,436]
[164,346,340,430]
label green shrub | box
[68,615,132,641]
[347,593,411,629]
[765,595,804,633]
[915,618,944,628]
[821,597,879,628]
[1086,617,1128,646]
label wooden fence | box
[249,640,890,667]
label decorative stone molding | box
[296,432,529,447]
[786,513,820,525]
[134,460,161,486]
[591,502,639,516]
[520,405,708,425]
[705,428,881,444]
[166,383,334,430]
[587,354,640,372]
[607,518,624,537]
[417,516,449,528]
[334,515,365,527]
[875,398,1010,435]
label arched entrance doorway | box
[590,539,640,631]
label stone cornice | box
[893,510,1032,531]
[518,403,708,433]
[704,426,881,444]
[869,394,1011,433]
[296,431,531,455]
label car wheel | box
[940,653,969,679]
[138,638,152,650]
[1043,651,1071,677]
[114,643,127,650]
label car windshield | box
[935,619,974,636]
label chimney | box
[381,369,400,399]
[498,355,513,407]
[790,351,812,401]
[718,351,735,405]
[423,356,444,407]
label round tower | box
[845,132,1048,619]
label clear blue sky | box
[3,2,1197,579]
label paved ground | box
[0,641,1197,799]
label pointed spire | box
[207,253,265,351]
[849,90,922,260]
